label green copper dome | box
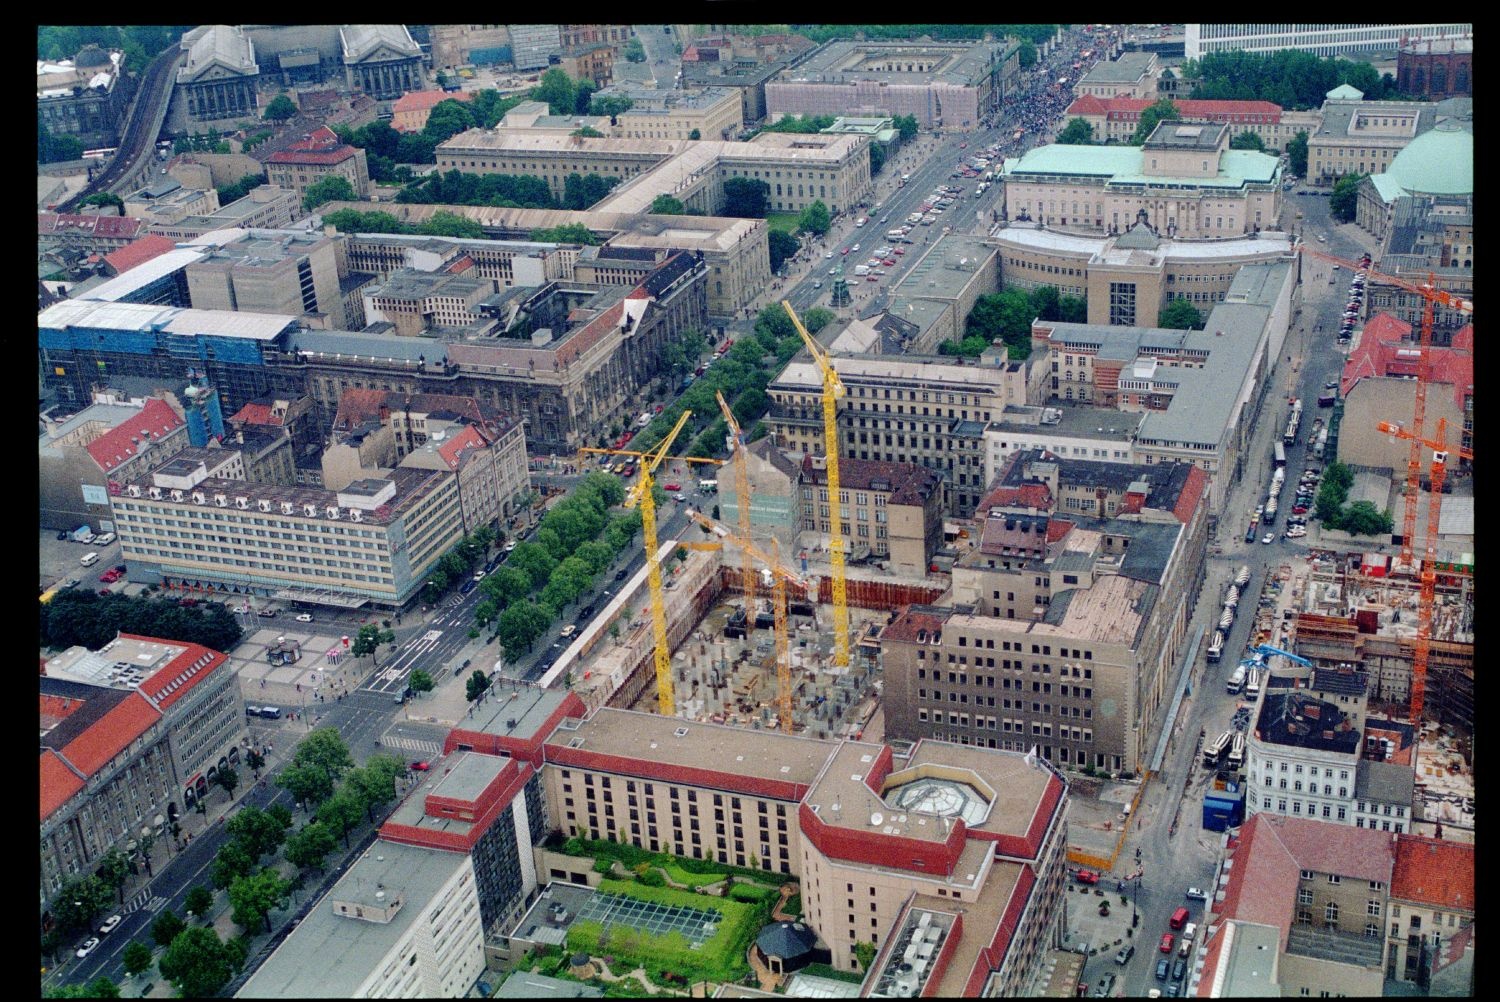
[1385,122,1473,196]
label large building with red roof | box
[390,88,472,133]
[1387,833,1473,984]
[539,705,1070,990]
[39,395,189,531]
[265,125,370,201]
[1335,313,1473,473]
[1063,95,1320,148]
[41,634,245,924]
[1194,813,1395,996]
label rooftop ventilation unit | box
[127,485,141,497]
[326,506,340,519]
[303,504,318,517]
[282,502,295,515]
[235,496,249,509]
[259,499,272,512]
[213,494,227,507]
[349,509,362,522]
[149,487,162,499]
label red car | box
[662,483,681,492]
[1075,869,1099,885]
[1159,933,1175,954]
[99,569,122,583]
[893,247,906,255]
[410,761,430,772]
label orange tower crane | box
[1377,418,1473,734]
[716,390,755,614]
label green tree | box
[276,761,333,809]
[466,668,491,703]
[797,199,831,236]
[228,868,292,934]
[315,788,365,848]
[590,94,635,123]
[157,926,235,998]
[423,99,477,143]
[965,290,1034,359]
[534,68,578,115]
[53,874,114,932]
[350,622,396,667]
[79,192,126,213]
[184,885,214,922]
[348,755,405,821]
[688,128,702,141]
[722,176,770,218]
[38,122,85,164]
[302,174,357,211]
[482,565,534,606]
[1229,130,1265,151]
[122,940,154,977]
[283,820,338,873]
[224,805,290,862]
[407,669,435,695]
[529,222,601,244]
[96,848,132,904]
[854,940,877,971]
[1340,501,1392,536]
[150,909,186,949]
[498,600,552,655]
[650,194,686,214]
[1029,285,1062,322]
[211,841,255,891]
[423,210,485,238]
[1056,117,1095,145]
[573,540,615,575]
[1286,130,1309,178]
[1017,41,1038,69]
[509,542,559,591]
[573,80,598,116]
[1059,294,1088,323]
[292,727,355,785]
[263,94,297,121]
[892,115,919,142]
[1158,297,1205,330]
[768,229,800,274]
[622,38,645,63]
[212,766,239,802]
[1129,99,1181,144]
[47,978,121,998]
[1330,173,1365,223]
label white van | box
[80,552,100,567]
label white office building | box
[1186,24,1471,60]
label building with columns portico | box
[340,25,425,102]
[176,25,260,124]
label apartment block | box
[39,396,188,532]
[362,268,491,336]
[1064,95,1319,149]
[1074,51,1160,99]
[768,354,1033,518]
[266,126,371,201]
[41,635,246,921]
[796,455,943,576]
[601,84,744,141]
[1385,834,1473,984]
[110,459,465,610]
[185,229,349,328]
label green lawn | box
[660,862,724,889]
[765,212,801,234]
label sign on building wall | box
[81,483,110,506]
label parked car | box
[614,568,629,582]
[1262,532,1275,544]
[1076,869,1100,885]
[1160,933,1175,954]
[1092,973,1117,997]
[410,761,430,771]
[577,605,595,621]
[94,532,116,546]
[295,613,314,623]
[55,530,69,541]
[1115,945,1135,965]
[257,608,277,618]
[1186,887,1211,902]
[1156,957,1170,980]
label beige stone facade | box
[1309,101,1431,187]
[614,88,743,142]
[797,456,943,575]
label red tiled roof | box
[435,424,489,471]
[40,748,86,822]
[1065,94,1109,116]
[124,635,228,713]
[38,213,145,239]
[1171,466,1209,524]
[1045,518,1073,544]
[392,89,472,115]
[52,692,161,795]
[84,398,186,473]
[298,89,340,111]
[1069,96,1283,122]
[103,234,178,276]
[881,606,950,643]
[1340,313,1473,410]
[268,125,357,165]
[1391,834,1474,911]
[799,454,941,506]
[1450,324,1473,351]
[229,401,281,427]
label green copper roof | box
[1005,144,1279,189]
[1385,123,1473,196]
[1326,84,1364,100]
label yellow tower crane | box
[583,411,693,716]
[690,510,807,732]
[782,300,850,669]
[716,390,755,614]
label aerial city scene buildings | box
[39,22,1471,999]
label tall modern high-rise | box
[1186,24,1471,60]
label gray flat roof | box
[1355,759,1415,805]
[467,686,573,743]
[987,405,1145,441]
[1079,51,1156,84]
[287,328,445,365]
[238,840,470,998]
[784,38,1013,86]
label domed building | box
[1357,119,1473,240]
